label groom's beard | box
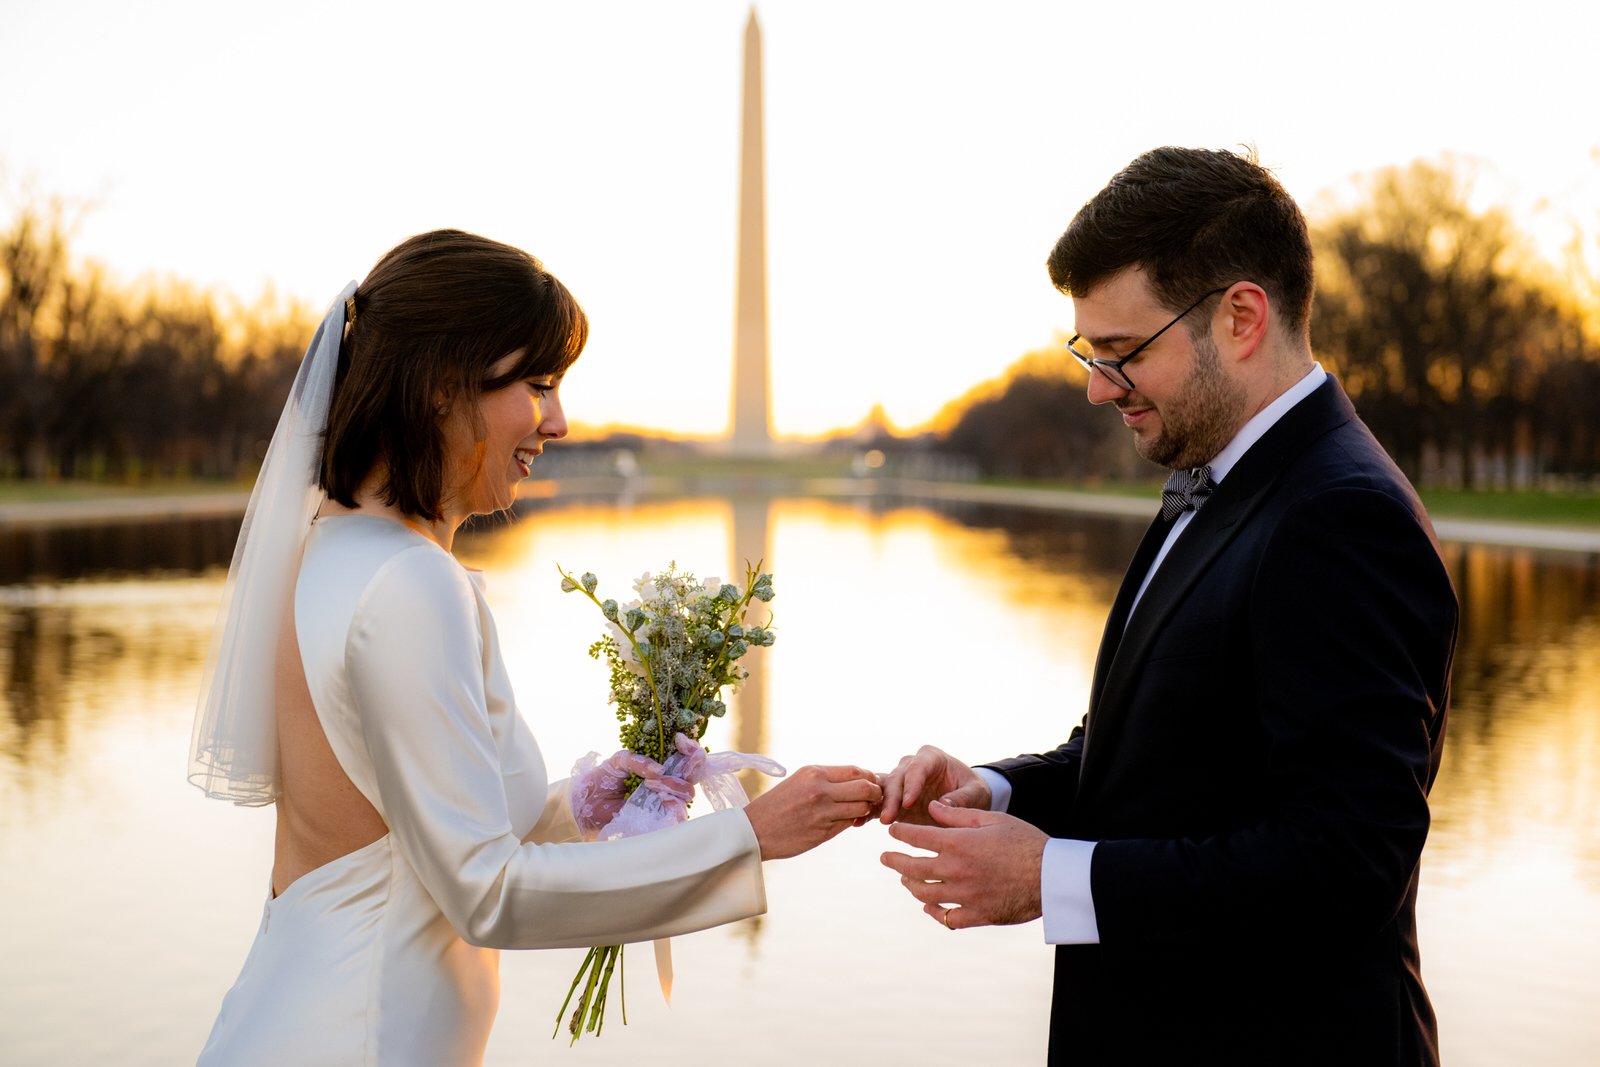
[1123,331,1246,470]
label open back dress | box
[196,514,765,1065]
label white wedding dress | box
[197,514,766,1065]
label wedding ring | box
[940,907,952,929]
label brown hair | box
[1046,146,1315,342]
[319,229,587,520]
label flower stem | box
[558,564,669,760]
[553,947,597,1040]
[593,944,622,1036]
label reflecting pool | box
[1,496,1597,1065]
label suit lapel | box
[1079,514,1171,765]
[1076,376,1359,791]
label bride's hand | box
[744,765,882,861]
[571,750,692,837]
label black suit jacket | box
[987,377,1456,1066]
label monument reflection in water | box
[0,497,1597,1066]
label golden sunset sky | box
[2,0,1596,437]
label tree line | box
[4,158,1598,488]
[1,198,313,481]
[938,159,1600,488]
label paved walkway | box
[0,492,252,528]
[4,481,1599,555]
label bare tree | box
[1311,159,1593,487]
[2,193,313,484]
[0,199,72,477]
[937,342,1145,481]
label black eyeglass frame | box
[1066,286,1229,391]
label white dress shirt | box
[979,363,1327,944]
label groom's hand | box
[880,800,1046,929]
[877,745,991,825]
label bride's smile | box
[444,352,568,517]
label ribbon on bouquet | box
[569,733,786,1002]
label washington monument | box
[728,8,773,456]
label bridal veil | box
[189,281,357,805]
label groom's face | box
[1072,267,1247,470]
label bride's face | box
[443,350,568,517]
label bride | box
[189,229,880,1065]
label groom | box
[879,146,1456,1066]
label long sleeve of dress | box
[344,546,766,951]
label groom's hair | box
[320,229,588,521]
[1046,146,1314,343]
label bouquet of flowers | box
[553,560,780,1042]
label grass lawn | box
[0,479,251,503]
[1416,488,1600,527]
[978,477,1600,529]
[5,475,1598,530]
[984,477,1162,499]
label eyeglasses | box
[1066,287,1228,391]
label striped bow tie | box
[1160,465,1216,522]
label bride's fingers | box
[827,801,878,825]
[792,775,877,831]
[825,774,882,800]
[794,767,881,806]
[815,764,880,784]
[806,771,883,825]
[749,764,892,857]
[821,776,881,820]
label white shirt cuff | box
[975,767,1011,813]
[1041,838,1100,944]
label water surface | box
[1,497,1596,1065]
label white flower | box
[704,577,721,593]
[607,623,647,674]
